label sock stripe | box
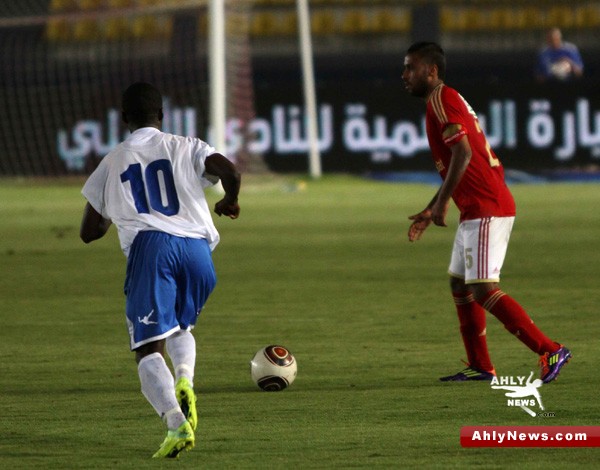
[175,364,194,377]
[453,293,476,305]
[482,289,506,311]
[164,407,181,420]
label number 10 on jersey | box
[120,160,180,216]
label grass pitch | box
[0,175,598,469]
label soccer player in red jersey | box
[402,42,571,383]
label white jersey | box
[82,127,220,257]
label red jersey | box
[426,84,516,221]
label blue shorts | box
[124,231,216,350]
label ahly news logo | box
[490,371,552,418]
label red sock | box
[453,292,494,373]
[479,289,558,355]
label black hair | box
[406,42,446,80]
[121,82,163,123]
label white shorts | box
[448,217,515,284]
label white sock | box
[166,330,196,386]
[138,352,186,430]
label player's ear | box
[429,63,438,79]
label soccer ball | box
[250,345,297,391]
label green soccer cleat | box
[152,420,195,459]
[176,377,198,431]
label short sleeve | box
[191,139,219,188]
[81,160,109,218]
[436,88,470,147]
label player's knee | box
[470,282,499,304]
[135,340,165,364]
[449,275,467,294]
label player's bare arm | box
[205,153,241,219]
[80,202,112,243]
[431,136,472,227]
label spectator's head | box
[547,28,563,49]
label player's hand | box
[214,198,240,219]
[408,209,432,242]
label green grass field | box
[1,175,598,469]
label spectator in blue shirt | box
[535,28,583,82]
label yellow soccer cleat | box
[152,420,195,459]
[175,377,198,431]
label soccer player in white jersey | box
[80,82,241,458]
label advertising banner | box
[1,77,599,175]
